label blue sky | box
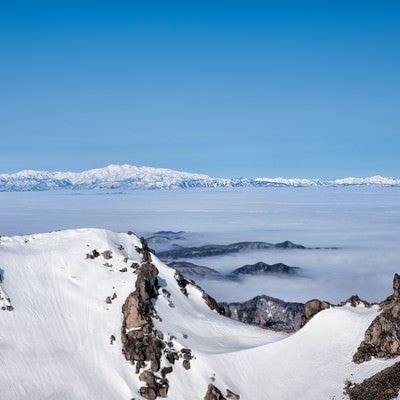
[1,1,399,178]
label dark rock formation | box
[345,361,400,400]
[158,241,307,260]
[353,274,400,363]
[230,262,300,276]
[301,299,330,326]
[204,384,225,400]
[121,239,164,377]
[86,249,100,259]
[221,295,304,331]
[226,389,240,400]
[101,250,113,259]
[203,292,225,315]
[174,270,225,315]
[174,271,189,296]
[338,295,372,308]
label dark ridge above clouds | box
[157,240,337,260]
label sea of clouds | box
[0,186,399,303]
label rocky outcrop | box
[174,271,225,315]
[338,295,373,308]
[345,361,400,400]
[353,274,400,363]
[0,270,13,311]
[121,238,169,397]
[221,295,304,331]
[204,385,240,400]
[204,384,225,400]
[300,299,330,327]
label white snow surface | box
[0,164,398,191]
[0,228,398,399]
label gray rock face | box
[158,241,307,259]
[345,361,400,400]
[230,262,300,276]
[301,299,331,326]
[221,295,305,331]
[204,384,226,400]
[353,274,400,363]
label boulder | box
[204,384,226,400]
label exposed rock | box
[110,334,116,344]
[338,294,372,308]
[105,296,112,304]
[204,384,226,400]
[221,295,304,331]
[139,386,157,400]
[111,292,117,300]
[353,274,400,363]
[101,250,113,259]
[226,389,240,400]
[345,361,400,400]
[301,299,330,326]
[203,292,225,315]
[182,359,191,370]
[86,249,100,259]
[139,370,157,386]
[119,267,128,272]
[174,271,188,296]
[161,366,173,377]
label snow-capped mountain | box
[1,228,399,399]
[0,164,398,191]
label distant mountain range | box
[0,164,399,191]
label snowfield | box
[0,164,399,191]
[0,229,398,399]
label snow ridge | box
[0,164,399,191]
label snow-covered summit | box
[0,164,398,191]
[0,228,399,399]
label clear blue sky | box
[1,1,399,178]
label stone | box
[353,274,400,363]
[105,296,112,304]
[161,366,173,377]
[139,370,157,386]
[226,389,240,400]
[301,299,330,326]
[119,267,128,272]
[139,386,157,400]
[102,250,113,259]
[204,384,226,400]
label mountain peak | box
[0,164,398,191]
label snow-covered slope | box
[0,164,398,191]
[0,229,398,399]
